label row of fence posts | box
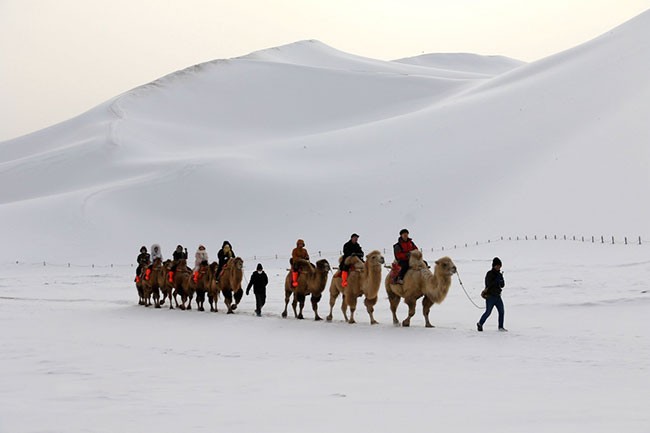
[27,234,644,268]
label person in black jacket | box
[135,246,150,281]
[216,241,235,281]
[340,233,364,287]
[477,257,507,332]
[170,244,188,272]
[246,263,268,316]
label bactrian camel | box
[327,250,385,324]
[385,251,457,327]
[283,258,331,320]
[212,257,244,314]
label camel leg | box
[311,294,322,321]
[281,289,291,318]
[186,294,193,310]
[347,294,358,324]
[232,289,243,310]
[341,294,349,322]
[293,293,305,319]
[387,287,401,326]
[365,296,379,325]
[173,289,180,309]
[326,288,339,321]
[402,298,417,327]
[222,289,234,314]
[155,287,162,308]
[422,297,435,328]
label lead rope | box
[456,269,484,309]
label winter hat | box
[351,233,359,239]
[256,263,263,271]
[297,239,305,247]
[399,229,409,235]
[140,246,147,253]
[492,257,502,267]
[198,245,206,251]
[176,245,183,251]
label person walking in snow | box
[477,257,507,332]
[246,263,269,316]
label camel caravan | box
[133,230,461,328]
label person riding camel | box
[192,244,210,283]
[340,233,364,288]
[145,243,163,281]
[291,239,310,288]
[135,246,150,283]
[216,241,235,281]
[168,244,188,283]
[393,229,418,284]
[194,245,209,270]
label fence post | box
[601,236,604,244]
[611,236,615,245]
[581,236,584,242]
[554,235,557,240]
[43,261,46,266]
[525,235,528,241]
[625,237,628,245]
[592,236,594,243]
[572,236,575,241]
[318,251,321,257]
[639,236,642,245]
[442,246,444,251]
[501,236,503,240]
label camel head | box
[434,256,457,277]
[366,250,385,266]
[316,259,331,273]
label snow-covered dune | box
[1,12,649,263]
[393,52,525,75]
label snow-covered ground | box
[2,240,649,433]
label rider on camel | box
[291,239,310,288]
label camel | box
[171,259,195,310]
[282,258,331,320]
[135,258,150,305]
[213,257,244,314]
[142,258,166,308]
[159,260,176,309]
[190,262,216,312]
[385,251,457,328]
[326,250,385,324]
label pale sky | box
[1,0,648,141]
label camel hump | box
[409,250,426,269]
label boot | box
[292,271,299,288]
[168,271,174,283]
[341,271,348,288]
[145,268,152,281]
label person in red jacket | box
[393,228,418,284]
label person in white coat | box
[194,245,209,271]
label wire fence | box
[3,234,645,269]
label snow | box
[1,9,650,432]
[2,240,649,432]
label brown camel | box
[214,257,244,314]
[142,258,166,308]
[135,258,150,305]
[159,260,175,309]
[385,251,457,327]
[190,262,215,312]
[171,259,195,310]
[282,258,331,320]
[327,250,385,324]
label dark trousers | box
[398,260,410,279]
[479,295,505,328]
[254,289,266,314]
